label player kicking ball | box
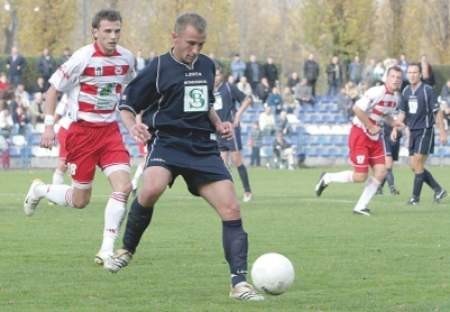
[315,66,405,216]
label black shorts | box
[383,134,401,161]
[409,128,434,156]
[217,126,242,152]
[145,131,232,196]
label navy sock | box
[386,168,395,187]
[413,172,425,199]
[122,198,154,254]
[237,165,251,193]
[423,169,441,192]
[222,219,248,286]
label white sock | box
[354,177,381,211]
[131,165,143,190]
[324,171,354,184]
[99,192,128,256]
[35,184,74,207]
[52,169,65,185]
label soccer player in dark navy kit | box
[394,63,447,205]
[214,66,253,202]
[104,13,264,301]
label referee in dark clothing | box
[394,63,447,205]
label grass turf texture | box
[1,166,450,311]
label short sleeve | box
[229,83,246,103]
[49,50,85,93]
[119,57,159,115]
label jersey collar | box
[169,48,198,70]
[93,42,120,57]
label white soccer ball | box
[251,252,295,295]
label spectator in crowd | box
[287,72,300,92]
[135,49,146,73]
[254,77,270,103]
[259,105,276,135]
[294,78,314,106]
[277,110,293,136]
[326,55,343,97]
[372,61,385,85]
[362,58,376,87]
[272,131,296,170]
[263,57,278,89]
[12,102,31,136]
[28,92,45,126]
[0,72,11,95]
[37,48,57,90]
[303,53,320,96]
[14,84,30,108]
[60,47,72,65]
[31,77,47,94]
[230,53,246,83]
[6,46,27,87]
[348,55,363,85]
[282,87,298,114]
[398,53,408,78]
[236,76,253,97]
[248,120,262,167]
[0,133,9,169]
[420,54,435,86]
[338,82,360,119]
[266,86,283,115]
[0,99,13,137]
[245,54,261,91]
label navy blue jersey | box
[214,82,246,123]
[400,83,438,130]
[119,51,216,134]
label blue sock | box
[222,219,248,286]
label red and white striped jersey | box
[49,43,136,124]
[352,85,400,141]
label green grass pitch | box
[1,166,450,311]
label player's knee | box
[221,201,241,219]
[353,172,368,183]
[117,181,133,195]
[72,197,89,209]
[138,184,164,206]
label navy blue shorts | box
[409,128,434,156]
[217,126,242,152]
[145,131,232,196]
[383,133,401,161]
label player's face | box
[172,25,206,65]
[385,69,402,92]
[407,65,421,86]
[93,19,121,55]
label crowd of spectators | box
[0,45,449,169]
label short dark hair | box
[174,12,207,34]
[92,9,122,29]
[386,65,402,75]
[408,62,422,73]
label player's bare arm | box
[209,108,233,139]
[40,86,60,149]
[352,106,380,135]
[120,110,151,143]
[233,96,252,127]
